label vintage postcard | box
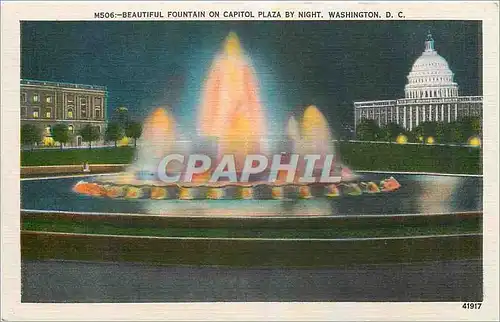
[1,0,499,321]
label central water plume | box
[197,32,268,172]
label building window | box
[67,108,74,119]
[45,126,52,136]
[67,94,74,103]
[32,109,39,118]
[33,94,39,103]
[94,97,102,106]
[95,108,101,119]
[21,93,27,102]
[45,109,52,118]
[46,96,53,103]
[68,125,74,133]
[80,97,87,118]
[21,107,27,117]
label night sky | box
[21,21,482,136]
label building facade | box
[20,79,108,146]
[354,33,482,132]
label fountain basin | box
[72,177,401,200]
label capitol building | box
[354,33,482,132]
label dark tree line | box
[356,116,481,144]
[105,121,143,147]
[21,121,143,150]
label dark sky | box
[21,21,482,135]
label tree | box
[380,122,405,142]
[412,121,439,144]
[459,116,481,140]
[80,124,101,149]
[435,122,446,143]
[51,123,70,150]
[356,118,381,141]
[126,121,143,148]
[114,106,129,128]
[442,122,463,144]
[105,122,124,147]
[21,124,41,151]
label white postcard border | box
[1,1,499,321]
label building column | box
[448,105,451,123]
[441,104,444,121]
[409,106,413,130]
[435,105,439,121]
[403,106,407,129]
[396,106,400,125]
[423,104,426,121]
[63,93,66,119]
[416,105,419,126]
[455,103,458,120]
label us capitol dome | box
[354,32,482,132]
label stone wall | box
[21,164,128,177]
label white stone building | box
[354,33,482,132]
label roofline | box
[20,79,107,91]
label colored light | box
[468,136,481,147]
[198,32,268,172]
[396,134,408,144]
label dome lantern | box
[424,31,435,52]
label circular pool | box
[21,172,482,217]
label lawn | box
[20,142,482,174]
[22,215,481,239]
[21,146,136,166]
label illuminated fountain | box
[73,32,400,213]
[198,32,268,173]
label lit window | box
[68,109,74,119]
[46,96,53,103]
[33,110,39,118]
[68,125,74,133]
[33,94,39,103]
[46,111,51,118]
[45,126,51,135]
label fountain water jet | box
[131,107,179,180]
[72,32,400,207]
[198,32,268,173]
